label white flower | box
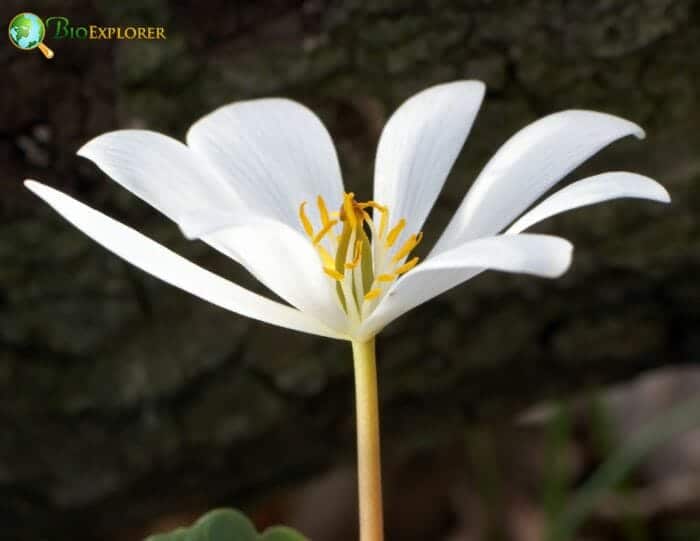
[25,81,669,342]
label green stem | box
[352,338,384,541]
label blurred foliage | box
[545,394,700,541]
[145,509,307,541]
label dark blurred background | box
[2,1,700,540]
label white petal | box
[360,234,572,338]
[77,130,248,232]
[77,130,344,323]
[203,222,348,333]
[433,110,645,254]
[187,98,344,231]
[24,181,345,340]
[373,81,485,244]
[506,172,671,234]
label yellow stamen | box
[395,256,419,275]
[360,201,389,239]
[299,201,314,238]
[345,239,362,269]
[343,192,358,228]
[385,218,406,248]
[392,232,423,263]
[316,245,335,269]
[358,201,387,212]
[313,219,338,245]
[317,195,330,227]
[363,288,381,301]
[302,193,423,311]
[379,209,389,240]
[323,266,344,280]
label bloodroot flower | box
[25,81,669,541]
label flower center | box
[299,192,422,322]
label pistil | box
[298,193,423,321]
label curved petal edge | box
[360,233,573,339]
[24,180,345,340]
[373,80,486,246]
[507,172,671,234]
[433,110,646,254]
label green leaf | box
[259,526,309,541]
[192,509,258,541]
[144,508,308,541]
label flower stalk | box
[352,338,384,541]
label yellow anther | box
[342,192,358,228]
[303,193,422,294]
[313,219,338,245]
[316,245,335,269]
[299,201,314,238]
[358,201,387,212]
[392,231,423,263]
[395,256,419,275]
[345,239,362,269]
[359,211,378,241]
[385,218,406,247]
[317,195,330,227]
[323,267,344,280]
[379,208,389,240]
[363,288,381,301]
[360,201,389,239]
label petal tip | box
[657,186,672,204]
[561,109,646,140]
[539,236,574,278]
[75,143,91,159]
[76,130,155,160]
[76,135,107,163]
[617,115,645,140]
[24,178,45,195]
[632,125,646,139]
[76,133,104,158]
[629,174,671,203]
[552,240,574,278]
[23,180,65,207]
[76,132,117,160]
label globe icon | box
[8,12,53,58]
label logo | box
[8,12,54,58]
[45,17,167,41]
[8,13,167,59]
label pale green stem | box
[352,338,384,541]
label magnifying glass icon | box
[8,12,54,59]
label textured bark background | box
[1,1,699,540]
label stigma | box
[299,193,422,322]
